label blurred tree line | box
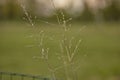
[0,0,22,19]
[0,0,120,21]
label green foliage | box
[75,4,94,22]
[103,1,120,21]
[0,0,23,20]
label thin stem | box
[50,0,61,25]
[18,0,34,27]
[61,11,67,31]
[65,46,71,62]
[70,39,82,62]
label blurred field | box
[0,21,120,80]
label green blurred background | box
[0,0,120,80]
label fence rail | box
[0,71,49,80]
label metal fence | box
[0,71,49,80]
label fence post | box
[10,74,13,80]
[32,76,35,80]
[0,72,2,80]
[21,75,24,80]
[44,78,49,80]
